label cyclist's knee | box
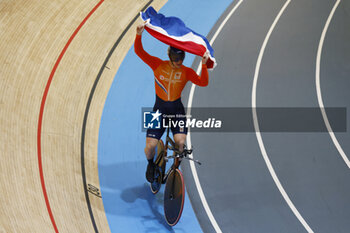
[145,142,157,151]
[174,134,186,150]
[145,137,158,155]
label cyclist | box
[134,24,209,183]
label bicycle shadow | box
[98,160,176,232]
[120,184,175,233]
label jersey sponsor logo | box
[158,76,182,84]
[174,72,182,80]
[161,69,170,75]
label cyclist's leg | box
[172,128,188,167]
[171,114,188,153]
[169,98,188,153]
[145,128,165,182]
[145,126,165,159]
[173,133,186,153]
[171,110,188,166]
[146,96,165,160]
[145,136,158,183]
[145,136,158,160]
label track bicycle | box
[150,127,201,226]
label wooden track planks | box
[0,0,166,232]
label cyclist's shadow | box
[121,183,175,233]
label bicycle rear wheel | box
[164,168,185,226]
[150,140,165,194]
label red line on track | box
[37,1,104,232]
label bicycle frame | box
[162,127,180,182]
[154,127,200,185]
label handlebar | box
[164,146,201,165]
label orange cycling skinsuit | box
[134,34,209,139]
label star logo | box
[143,109,162,129]
[151,109,162,122]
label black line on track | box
[80,1,153,232]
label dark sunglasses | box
[170,56,183,62]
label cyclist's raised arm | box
[134,24,162,71]
[186,64,209,87]
[186,52,209,86]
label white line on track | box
[186,1,243,232]
[316,0,350,169]
[251,0,314,232]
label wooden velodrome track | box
[0,0,165,232]
[3,0,350,232]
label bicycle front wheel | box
[164,168,185,226]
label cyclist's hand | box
[136,24,145,35]
[202,52,209,65]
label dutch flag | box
[140,6,217,70]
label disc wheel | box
[164,168,185,226]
